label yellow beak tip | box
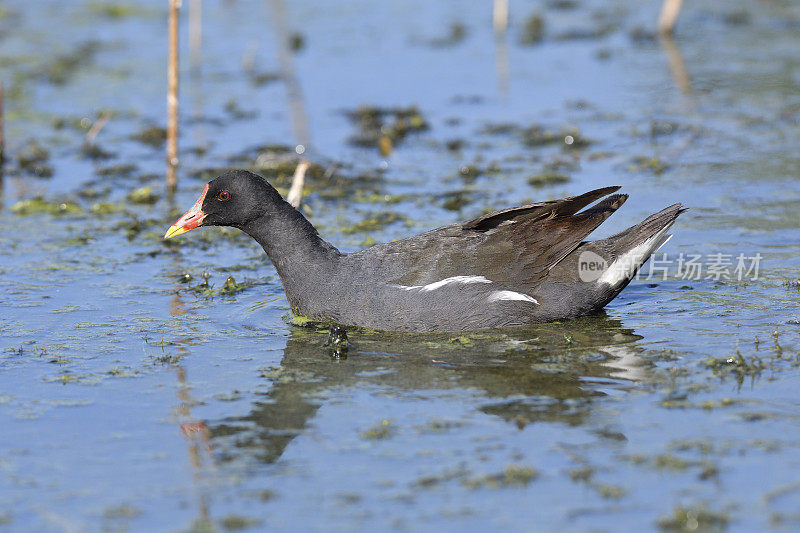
[164,225,187,239]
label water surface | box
[2,0,800,530]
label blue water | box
[2,0,800,530]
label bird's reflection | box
[208,314,650,465]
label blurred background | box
[2,0,800,531]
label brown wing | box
[462,186,621,232]
[389,187,627,290]
[476,193,628,288]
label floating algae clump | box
[360,419,395,440]
[341,211,407,235]
[527,172,570,187]
[629,156,669,175]
[17,140,53,177]
[220,514,261,531]
[522,125,591,149]
[220,276,245,295]
[657,505,729,532]
[131,126,167,148]
[702,352,764,378]
[346,105,429,151]
[87,1,156,19]
[520,14,545,45]
[11,198,82,215]
[127,186,158,205]
[91,202,119,215]
[463,465,538,489]
[40,41,101,85]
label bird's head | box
[164,170,278,238]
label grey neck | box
[241,202,340,309]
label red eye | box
[218,190,230,201]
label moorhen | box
[165,170,684,331]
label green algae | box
[224,98,258,120]
[479,122,521,136]
[448,336,474,347]
[520,14,545,45]
[568,466,595,483]
[91,202,119,215]
[351,192,408,205]
[182,273,266,298]
[458,165,481,180]
[657,505,729,532]
[80,142,116,160]
[17,140,49,166]
[248,70,280,87]
[417,419,466,434]
[289,313,314,327]
[521,125,591,149]
[445,138,465,151]
[220,515,261,531]
[102,504,140,519]
[429,22,468,47]
[629,156,669,175]
[10,197,82,215]
[341,211,407,234]
[200,156,330,194]
[652,453,693,472]
[220,276,245,295]
[413,466,471,489]
[87,2,156,19]
[462,465,538,489]
[126,186,158,205]
[702,352,764,379]
[130,126,167,148]
[288,32,305,52]
[96,163,138,177]
[359,236,377,248]
[39,41,101,85]
[346,105,429,150]
[522,126,560,146]
[16,139,53,177]
[441,191,473,211]
[527,172,570,188]
[782,279,800,290]
[106,367,140,378]
[361,419,395,440]
[659,397,737,410]
[63,234,92,246]
[594,483,626,499]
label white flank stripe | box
[394,275,492,292]
[598,221,676,287]
[487,290,539,304]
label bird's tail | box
[593,203,686,289]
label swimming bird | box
[165,170,684,331]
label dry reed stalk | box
[0,78,4,172]
[493,0,508,36]
[85,112,111,143]
[286,161,309,208]
[167,0,180,192]
[657,0,683,35]
[269,0,311,207]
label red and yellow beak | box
[164,184,209,239]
